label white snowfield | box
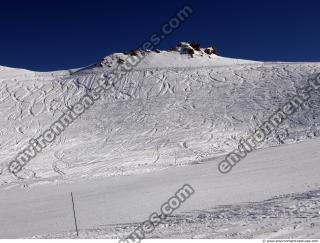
[0,45,320,238]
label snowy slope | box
[1,137,320,238]
[1,43,320,238]
[0,45,319,188]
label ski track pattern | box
[1,63,320,188]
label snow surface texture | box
[2,137,320,238]
[0,44,320,238]
[34,190,320,239]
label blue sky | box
[0,0,319,71]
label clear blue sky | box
[0,0,319,71]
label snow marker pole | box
[71,192,79,237]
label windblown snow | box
[0,43,320,238]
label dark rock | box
[117,58,125,64]
[205,46,218,55]
[187,48,194,57]
[190,42,201,51]
[129,49,139,56]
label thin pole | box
[70,192,79,237]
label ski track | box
[0,62,320,187]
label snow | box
[0,44,320,238]
[1,137,320,238]
[119,51,259,69]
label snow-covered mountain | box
[1,43,320,238]
[0,43,320,187]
